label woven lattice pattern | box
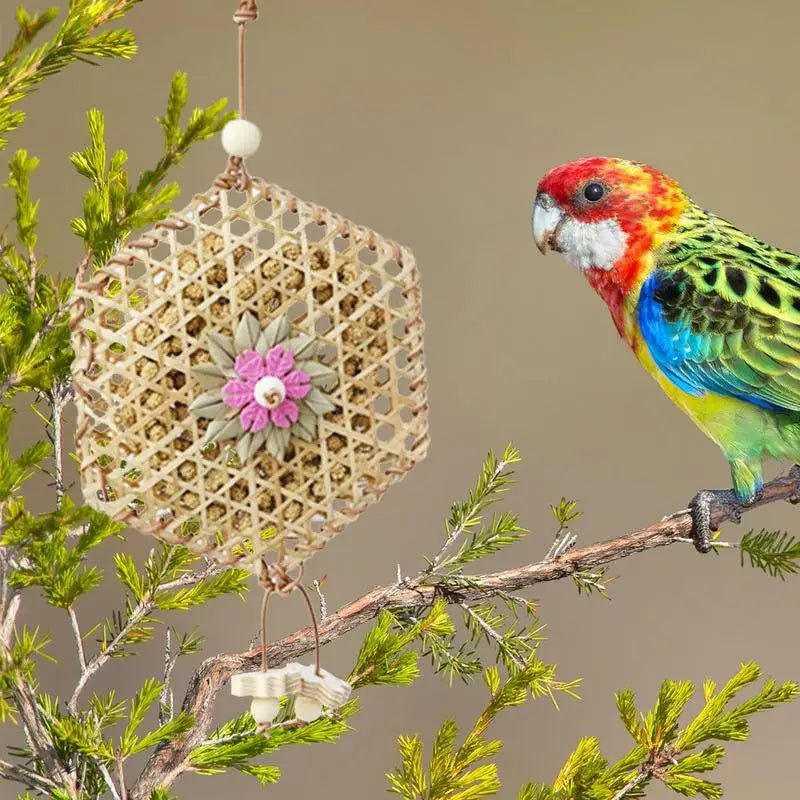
[71,179,429,569]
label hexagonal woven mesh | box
[70,177,429,569]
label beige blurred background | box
[2,0,800,797]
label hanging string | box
[260,586,273,672]
[257,560,322,676]
[296,583,323,676]
[217,0,259,191]
[233,1,258,119]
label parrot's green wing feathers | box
[637,204,800,412]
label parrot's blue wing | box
[637,270,797,412]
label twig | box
[68,606,87,672]
[7,676,77,796]
[545,525,577,562]
[611,770,648,800]
[426,457,508,572]
[0,510,22,648]
[312,579,328,622]
[49,378,71,509]
[27,249,38,305]
[0,508,12,642]
[0,757,59,794]
[460,602,524,669]
[160,628,176,725]
[98,762,123,800]
[0,592,20,649]
[117,751,129,800]
[68,560,227,714]
[130,470,800,800]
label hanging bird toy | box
[70,0,429,728]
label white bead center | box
[253,376,286,409]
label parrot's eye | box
[583,182,605,202]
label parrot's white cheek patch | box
[557,218,627,271]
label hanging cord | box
[295,583,322,676]
[258,560,323,676]
[218,0,259,191]
[233,0,258,119]
[260,586,273,672]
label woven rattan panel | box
[71,179,429,569]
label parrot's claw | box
[788,465,800,504]
[687,489,744,554]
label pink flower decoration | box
[271,399,300,429]
[265,346,294,377]
[283,370,311,400]
[222,379,255,408]
[222,346,311,434]
[235,350,266,380]
[240,402,270,433]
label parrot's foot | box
[788,465,800,504]
[687,489,748,554]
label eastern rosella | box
[532,157,800,551]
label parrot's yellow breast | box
[628,317,769,462]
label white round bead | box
[221,119,262,159]
[250,697,280,724]
[293,696,323,722]
[253,375,286,409]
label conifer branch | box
[426,453,513,572]
[129,469,800,800]
[609,769,648,800]
[8,673,78,796]
[68,606,87,673]
[49,378,71,509]
[67,559,231,715]
[0,756,58,794]
[0,1,141,148]
[460,602,524,669]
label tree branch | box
[0,756,59,795]
[0,0,138,109]
[50,378,71,509]
[0,511,21,648]
[610,770,648,800]
[68,559,228,714]
[68,606,87,672]
[130,471,800,800]
[8,677,77,797]
[427,454,510,572]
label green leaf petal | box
[236,432,253,464]
[206,332,236,368]
[256,314,291,353]
[297,359,337,387]
[285,334,317,358]
[192,362,227,389]
[205,415,243,442]
[303,388,336,416]
[247,429,267,460]
[234,311,261,353]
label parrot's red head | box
[533,157,688,324]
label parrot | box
[532,156,800,552]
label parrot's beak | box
[532,192,565,255]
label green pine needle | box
[0,2,141,149]
[740,529,800,579]
[70,72,232,263]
